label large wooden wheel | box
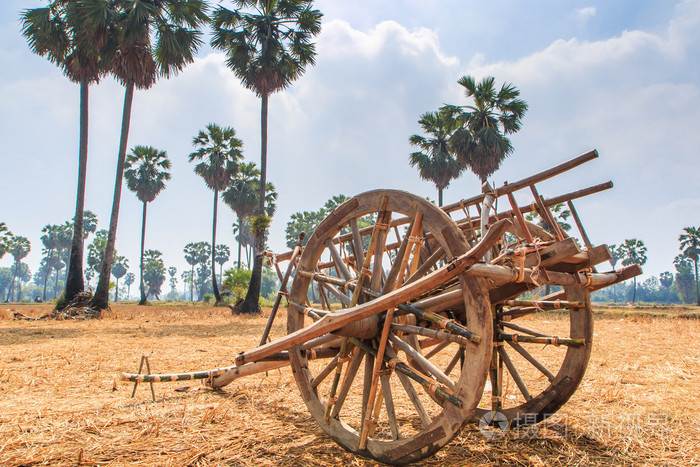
[476,223,594,427]
[287,190,493,464]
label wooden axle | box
[299,270,482,344]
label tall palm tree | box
[618,238,647,303]
[409,110,463,206]
[212,0,322,314]
[679,226,700,305]
[92,0,208,311]
[111,255,128,302]
[223,162,260,268]
[5,236,31,302]
[21,1,116,307]
[189,123,243,304]
[124,145,171,305]
[445,75,528,185]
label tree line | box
[19,0,322,314]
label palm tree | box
[21,1,116,307]
[617,239,647,303]
[81,210,99,240]
[142,249,165,300]
[124,145,171,305]
[111,255,128,301]
[215,244,230,283]
[168,266,178,296]
[87,230,111,282]
[211,0,322,314]
[679,226,700,305]
[223,162,260,268]
[124,272,135,300]
[6,236,30,302]
[445,75,528,185]
[189,124,243,304]
[183,241,210,301]
[92,0,208,311]
[40,224,62,301]
[409,110,463,206]
[0,222,12,261]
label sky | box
[1,0,699,289]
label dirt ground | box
[0,303,698,466]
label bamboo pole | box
[441,150,599,215]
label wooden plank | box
[549,244,612,272]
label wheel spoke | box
[388,333,456,391]
[331,348,366,418]
[349,217,365,270]
[423,340,451,360]
[318,281,351,307]
[404,247,445,285]
[380,373,400,440]
[505,340,556,382]
[312,355,339,389]
[370,211,392,292]
[497,346,532,401]
[499,320,552,338]
[325,238,353,280]
[394,368,431,429]
[444,348,462,376]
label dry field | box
[0,303,698,466]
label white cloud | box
[575,6,597,23]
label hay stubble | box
[0,304,698,466]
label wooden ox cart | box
[123,150,640,464]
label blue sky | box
[1,0,699,287]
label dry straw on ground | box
[0,303,698,466]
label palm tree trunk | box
[632,276,637,303]
[91,83,134,311]
[54,267,60,299]
[212,189,221,304]
[438,188,443,207]
[695,259,699,306]
[115,277,119,302]
[241,93,269,314]
[62,79,90,308]
[138,201,148,305]
[42,253,52,301]
[5,273,15,302]
[190,265,194,301]
[237,219,242,269]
